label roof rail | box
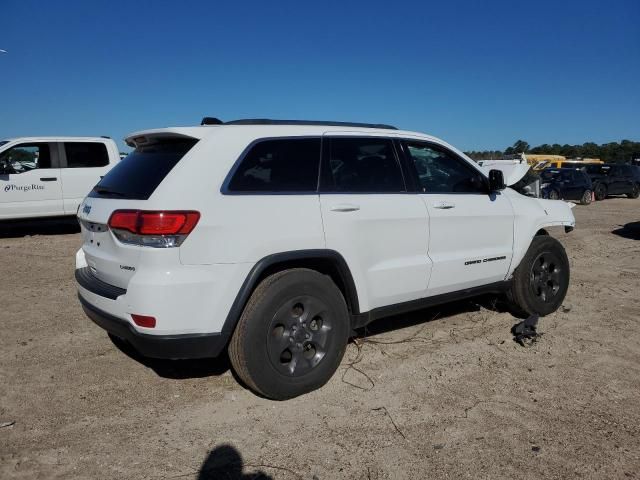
[201,117,397,130]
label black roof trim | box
[201,117,224,125]
[213,118,397,130]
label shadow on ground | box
[197,445,273,479]
[355,294,509,339]
[612,221,640,240]
[108,333,231,379]
[0,217,80,238]
[109,294,512,382]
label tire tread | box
[228,270,291,397]
[228,268,348,399]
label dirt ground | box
[1,198,639,480]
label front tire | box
[548,189,560,200]
[628,183,640,199]
[507,236,570,317]
[228,268,349,400]
[594,183,607,201]
[580,189,593,205]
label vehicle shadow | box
[354,294,508,339]
[109,294,509,381]
[197,444,273,479]
[0,217,80,238]
[612,221,640,240]
[108,333,231,379]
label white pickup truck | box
[0,137,120,220]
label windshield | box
[541,170,562,181]
[584,164,608,174]
[541,170,575,182]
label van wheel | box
[628,183,640,199]
[594,183,607,201]
[228,268,349,400]
[507,236,570,317]
[548,189,560,200]
[580,189,592,205]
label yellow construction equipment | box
[524,154,603,170]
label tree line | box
[465,139,640,163]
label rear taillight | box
[108,210,200,248]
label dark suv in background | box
[584,164,640,200]
[540,168,593,205]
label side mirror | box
[488,169,506,191]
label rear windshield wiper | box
[93,187,126,197]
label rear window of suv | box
[90,139,197,200]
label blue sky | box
[1,0,638,151]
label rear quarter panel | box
[150,130,326,265]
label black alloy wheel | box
[228,268,349,400]
[529,252,563,304]
[506,235,570,317]
[267,295,333,377]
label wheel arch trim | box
[221,249,360,336]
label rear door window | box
[322,137,405,192]
[90,139,197,200]
[226,138,321,193]
[64,142,109,168]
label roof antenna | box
[201,117,223,125]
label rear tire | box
[228,268,349,400]
[507,236,570,317]
[580,189,592,205]
[594,183,607,201]
[627,183,640,199]
[548,189,560,200]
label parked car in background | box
[584,164,640,200]
[540,168,593,205]
[0,137,120,220]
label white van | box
[0,137,120,220]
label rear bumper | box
[76,267,126,300]
[79,294,228,359]
[75,247,254,339]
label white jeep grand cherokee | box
[75,118,575,399]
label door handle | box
[433,201,455,209]
[330,204,360,212]
[40,177,58,182]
